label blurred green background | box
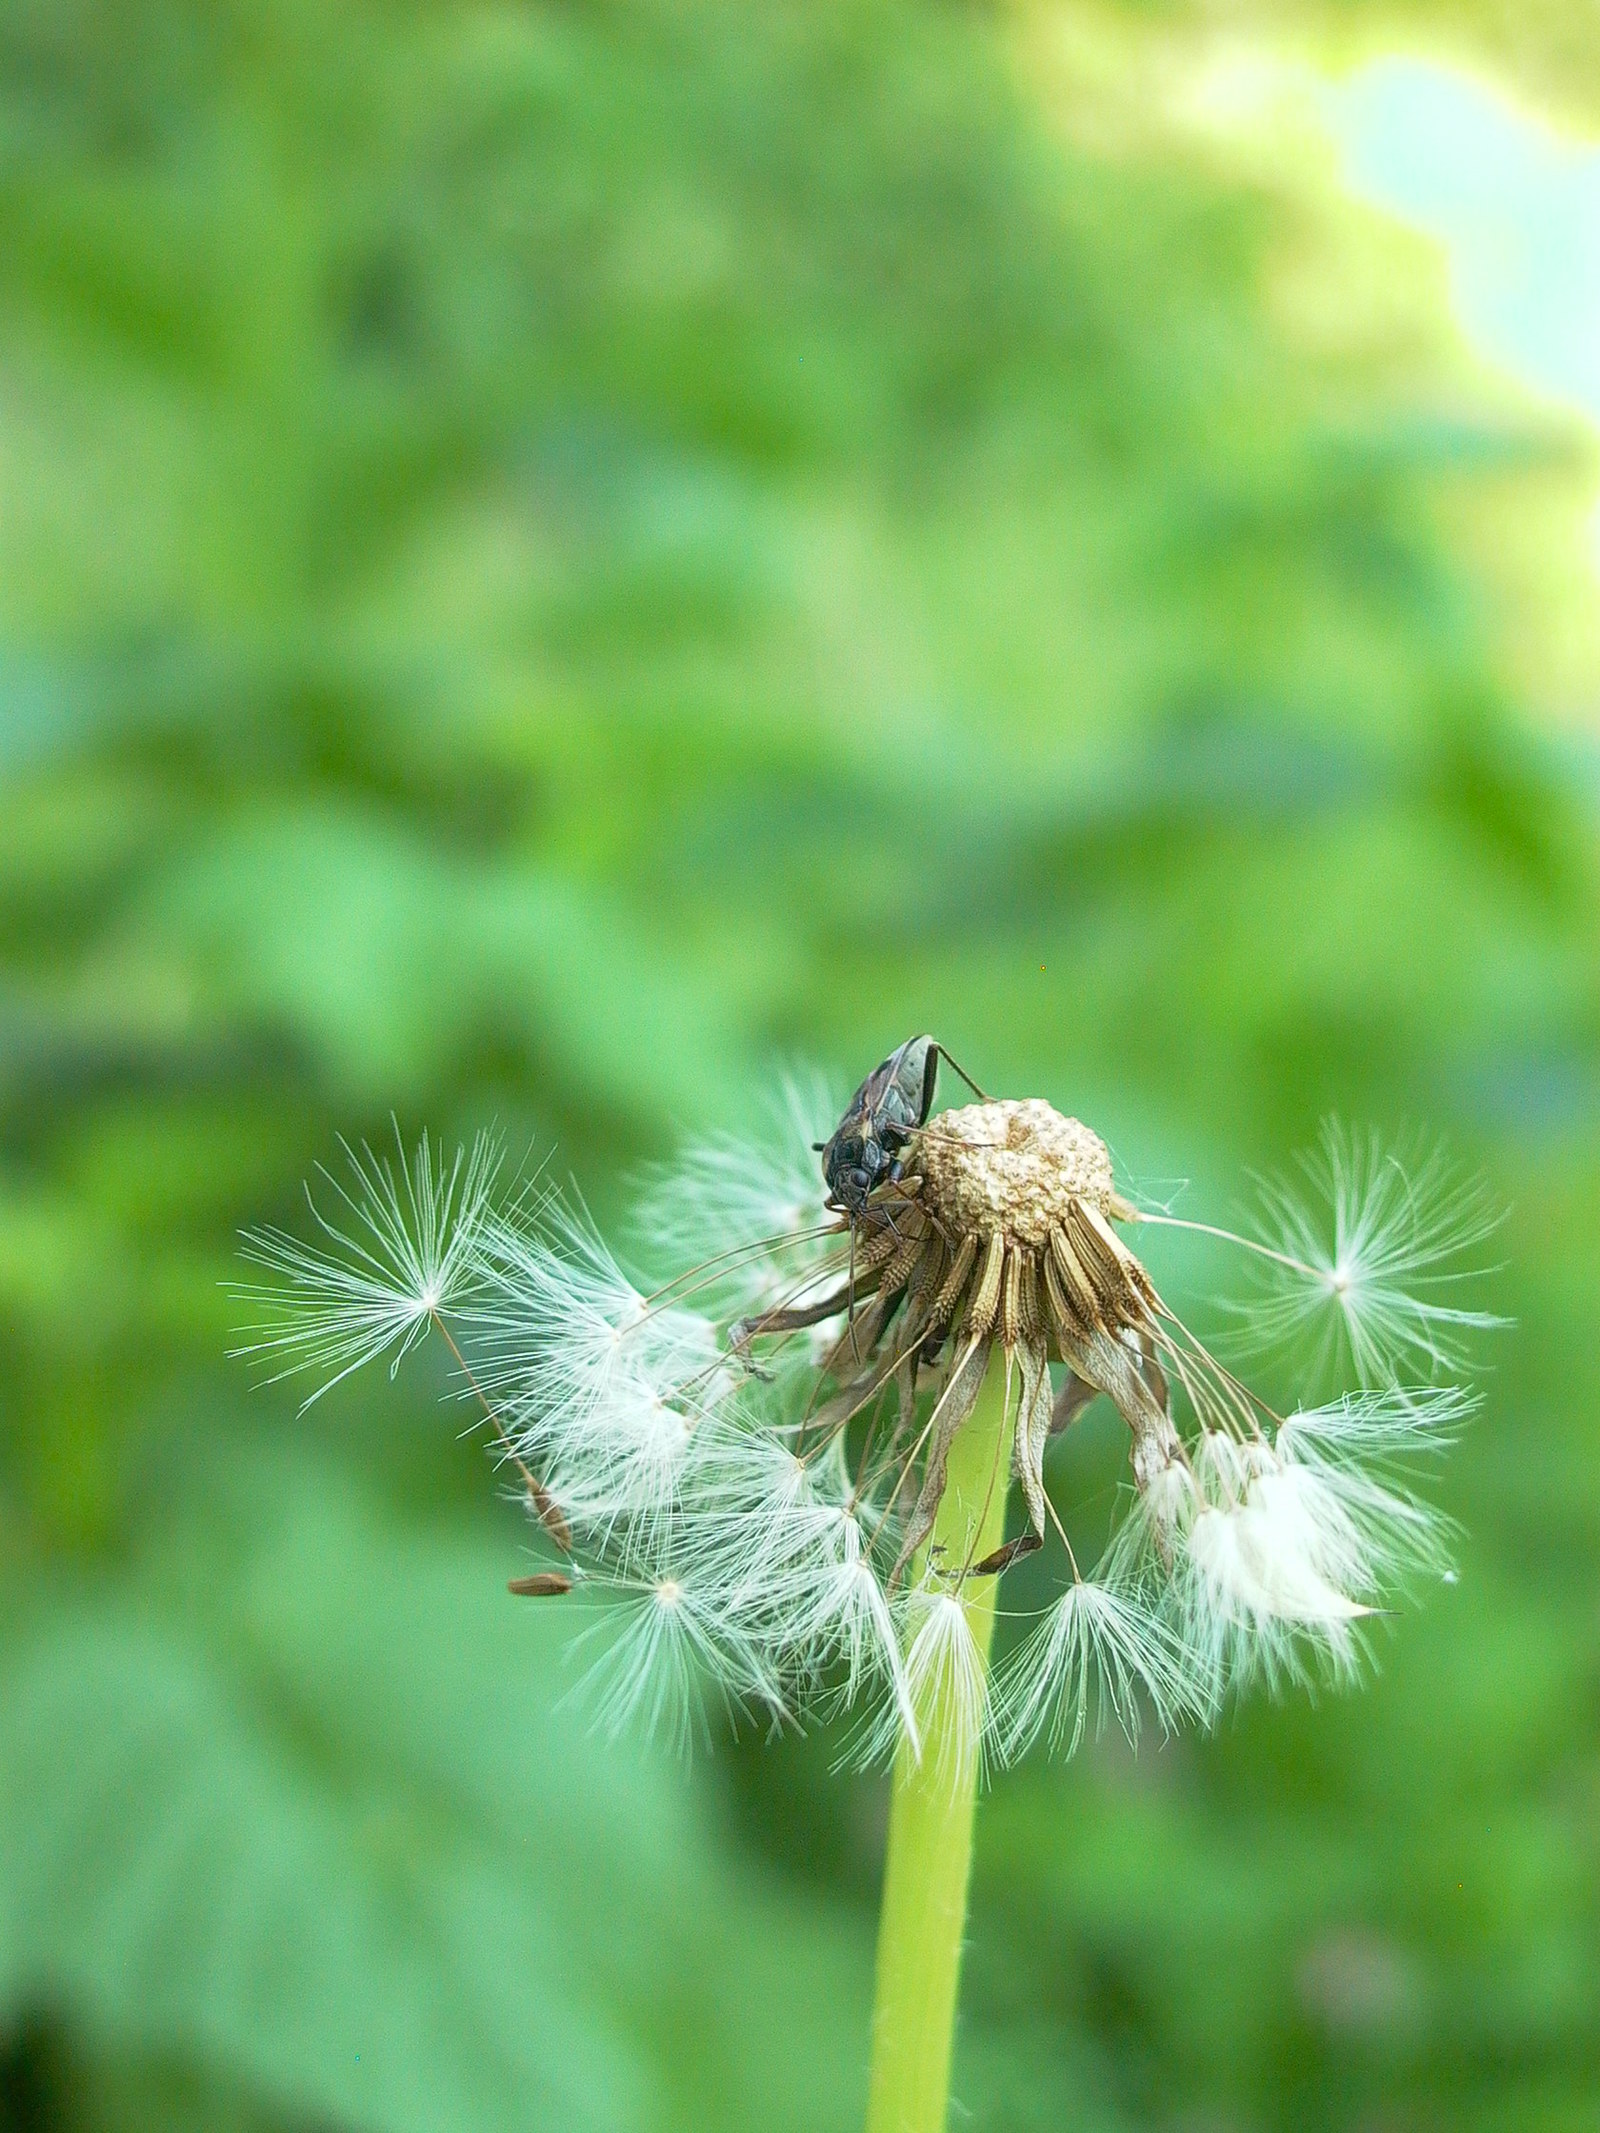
[3,3,1599,2128]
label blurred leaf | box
[0,1431,875,2133]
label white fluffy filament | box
[864,1591,987,1790]
[993,1581,1203,1760]
[1242,1122,1505,1381]
[234,1128,501,1405]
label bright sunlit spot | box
[1323,57,1600,567]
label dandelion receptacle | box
[238,1042,1496,2133]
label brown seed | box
[1064,1198,1151,1321]
[907,1233,945,1302]
[853,1224,903,1278]
[1061,1200,1125,1310]
[965,1230,1005,1341]
[973,1530,1043,1577]
[508,1572,573,1598]
[879,1227,931,1299]
[928,1230,978,1329]
[1015,1249,1041,1341]
[1000,1245,1021,1350]
[1048,1223,1100,1328]
[1077,1199,1159,1310]
[1042,1244,1090,1344]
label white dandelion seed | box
[1277,1390,1468,1586]
[1178,1489,1374,1694]
[466,1196,721,1456]
[811,1527,911,1719]
[1278,1384,1472,1466]
[1243,1461,1370,1591]
[992,1579,1204,1761]
[233,1127,502,1406]
[1240,1122,1506,1382]
[1195,1427,1274,1503]
[629,1069,844,1316]
[859,1588,987,1787]
[568,1559,781,1758]
[542,1370,700,1538]
[1098,1452,1198,1602]
[658,1427,914,1729]
[1104,1388,1463,1705]
[701,1434,840,1597]
[1148,1456,1201,1537]
[770,1505,910,1716]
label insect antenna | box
[934,1045,990,1104]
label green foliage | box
[1,1429,874,2132]
[1,2,1596,2128]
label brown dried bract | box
[885,1103,1173,1575]
[735,1095,1186,1590]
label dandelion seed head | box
[240,1075,1490,1762]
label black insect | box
[817,1035,987,1217]
[729,1037,990,1362]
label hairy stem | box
[864,1346,1014,2133]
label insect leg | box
[847,1217,860,1362]
[932,1044,990,1104]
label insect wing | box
[878,1035,937,1136]
[820,1035,940,1208]
[824,1071,877,1164]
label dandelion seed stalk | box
[865,1348,1013,2133]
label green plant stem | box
[864,1346,1014,2133]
